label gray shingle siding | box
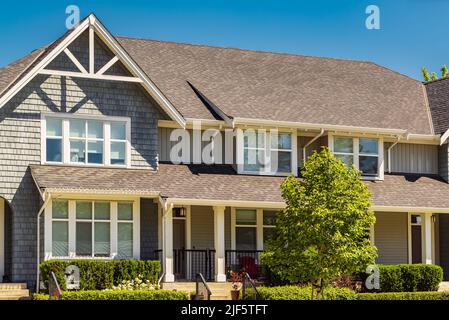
[0,34,166,288]
[140,199,159,260]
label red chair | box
[239,256,260,278]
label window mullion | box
[111,202,118,258]
[68,200,76,257]
[91,202,95,258]
[62,119,70,164]
[353,138,359,169]
[104,122,111,166]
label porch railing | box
[225,250,264,279]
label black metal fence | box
[225,250,264,279]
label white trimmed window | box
[331,136,383,179]
[239,129,295,175]
[48,200,139,259]
[42,114,130,167]
[235,209,257,250]
[262,210,277,250]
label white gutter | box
[387,136,401,174]
[303,128,325,162]
[440,128,449,145]
[36,192,52,293]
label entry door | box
[173,219,185,250]
[172,219,186,279]
[411,215,422,264]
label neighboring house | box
[2,14,449,290]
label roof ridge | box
[424,76,449,85]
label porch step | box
[0,283,30,300]
[162,282,233,300]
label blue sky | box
[0,0,448,80]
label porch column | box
[213,206,226,282]
[163,204,174,282]
[422,212,434,264]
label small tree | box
[422,66,430,82]
[431,72,438,81]
[262,148,377,300]
[442,64,449,78]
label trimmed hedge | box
[375,264,443,292]
[33,289,189,300]
[257,286,357,300]
[40,260,160,291]
[358,292,449,300]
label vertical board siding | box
[374,212,408,264]
[385,143,438,174]
[438,143,449,182]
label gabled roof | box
[425,77,449,135]
[30,164,449,211]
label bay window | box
[48,200,138,259]
[239,129,295,175]
[42,114,130,167]
[332,136,383,179]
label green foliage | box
[32,289,189,300]
[377,265,403,292]
[261,148,376,299]
[442,64,449,78]
[358,291,449,300]
[40,260,160,291]
[422,66,430,82]
[431,72,438,81]
[257,286,357,300]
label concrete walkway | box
[438,282,449,292]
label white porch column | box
[163,204,174,282]
[213,206,226,282]
[422,212,434,264]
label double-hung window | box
[43,115,129,167]
[332,136,382,179]
[262,211,277,250]
[240,129,294,175]
[235,209,257,250]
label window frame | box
[45,199,140,260]
[237,128,298,176]
[41,113,131,168]
[329,134,384,180]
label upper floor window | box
[43,115,130,167]
[332,136,383,179]
[240,129,294,175]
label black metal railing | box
[225,250,264,279]
[48,271,62,300]
[242,272,260,300]
[195,273,212,300]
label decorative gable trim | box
[0,14,186,127]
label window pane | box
[359,139,378,155]
[263,211,277,226]
[271,151,291,173]
[236,209,256,225]
[359,156,378,175]
[118,223,133,259]
[76,201,92,219]
[46,138,62,162]
[263,227,277,250]
[271,132,291,150]
[70,140,85,163]
[236,227,256,250]
[118,203,133,220]
[46,118,62,136]
[87,121,103,139]
[244,130,265,148]
[69,119,85,138]
[244,149,265,172]
[111,142,125,165]
[52,221,68,257]
[334,137,353,153]
[94,222,110,257]
[52,200,68,219]
[95,202,110,220]
[87,141,103,164]
[111,122,126,140]
[76,222,92,256]
[335,154,353,167]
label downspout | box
[387,134,404,173]
[36,191,51,293]
[303,129,325,162]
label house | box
[1,13,449,291]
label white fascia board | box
[372,205,449,214]
[44,188,160,198]
[91,16,186,128]
[0,18,91,109]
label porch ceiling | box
[30,163,449,211]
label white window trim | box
[44,199,140,260]
[41,113,131,168]
[236,128,298,176]
[328,133,384,181]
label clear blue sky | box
[0,0,448,80]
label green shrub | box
[256,286,357,300]
[40,260,160,292]
[374,264,443,292]
[358,291,449,300]
[33,289,189,300]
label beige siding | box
[385,143,438,174]
[374,212,408,264]
[189,206,231,250]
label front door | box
[173,219,186,279]
[411,214,422,264]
